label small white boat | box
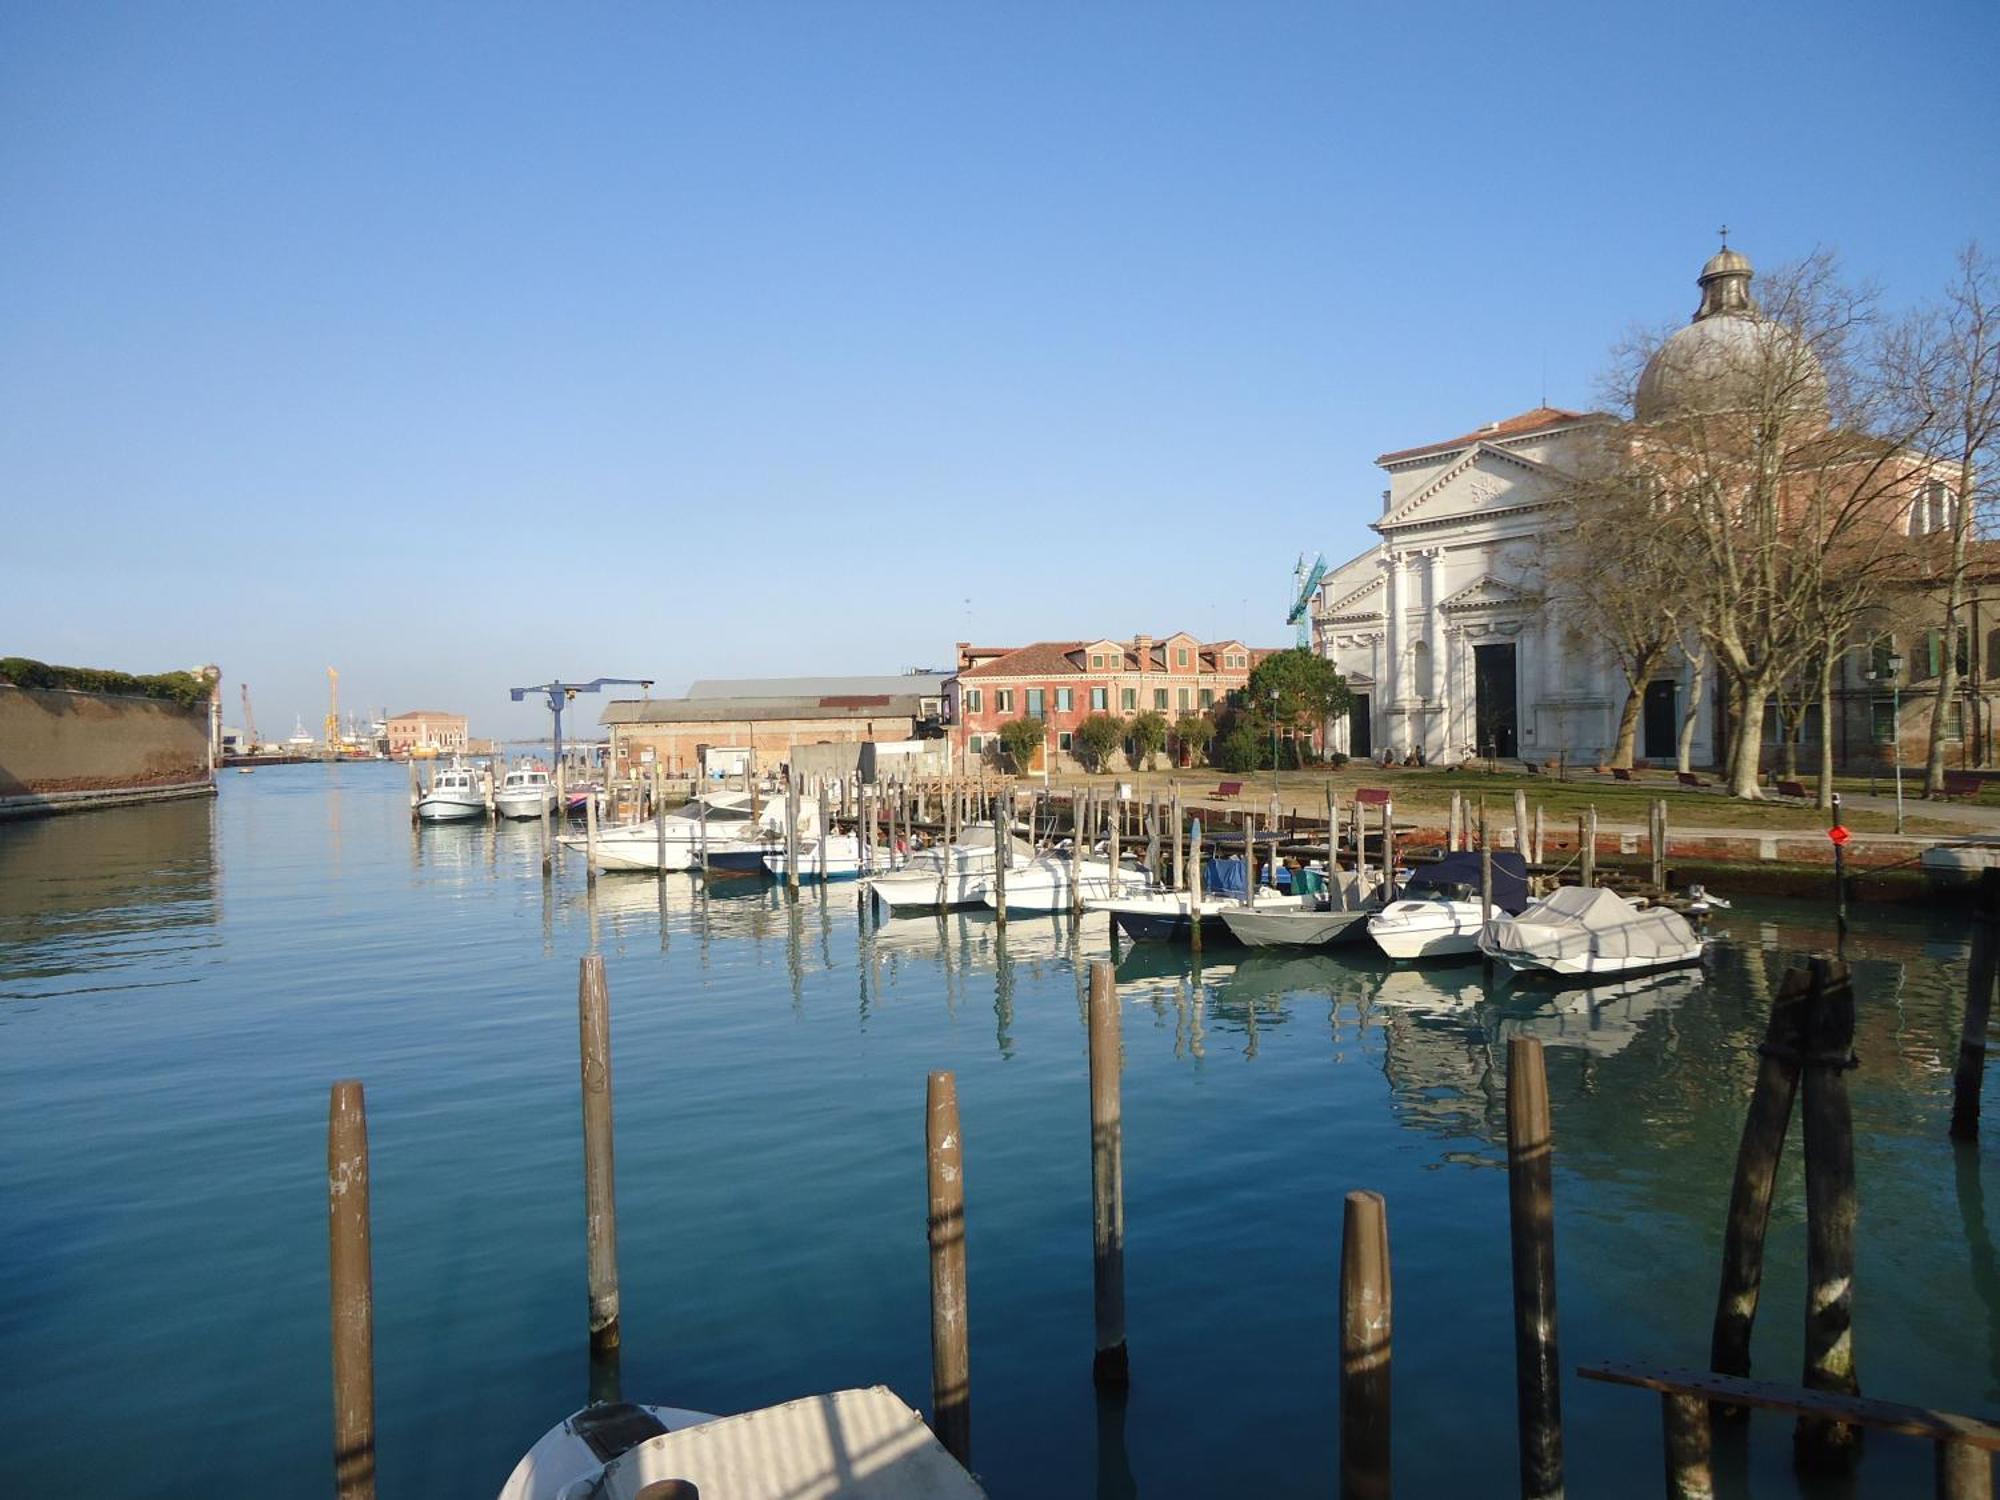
[498,1385,984,1500]
[494,766,557,820]
[416,763,486,822]
[975,855,1152,914]
[1090,888,1312,942]
[1480,884,1704,978]
[564,792,767,873]
[1366,851,1529,960]
[867,825,1034,914]
[761,832,880,882]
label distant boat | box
[416,762,485,822]
[286,715,315,750]
[493,765,556,820]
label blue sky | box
[3,1,1995,738]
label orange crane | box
[325,667,340,755]
[241,684,260,752]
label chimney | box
[1134,633,1153,670]
[956,641,972,670]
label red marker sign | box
[1828,825,1851,846]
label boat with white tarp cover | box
[1479,883,1704,979]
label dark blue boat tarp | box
[1400,850,1530,913]
[1203,856,1291,899]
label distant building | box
[948,634,1277,771]
[602,674,950,777]
[386,710,468,758]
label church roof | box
[1375,407,1591,465]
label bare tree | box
[1882,244,2000,795]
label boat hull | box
[416,797,485,822]
[1219,906,1374,948]
[494,791,555,820]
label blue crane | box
[509,677,654,783]
[1287,553,1328,649]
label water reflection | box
[0,798,219,1000]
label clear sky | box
[3,2,1996,739]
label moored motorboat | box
[974,854,1151,914]
[564,791,765,873]
[494,765,557,820]
[1092,887,1312,943]
[761,832,879,882]
[1366,850,1529,959]
[1479,884,1704,979]
[498,1385,985,1500]
[416,762,487,822]
[866,824,1034,914]
[1220,871,1381,948]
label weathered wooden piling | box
[1583,806,1597,888]
[1352,801,1366,883]
[1108,786,1122,899]
[1381,800,1396,901]
[1448,789,1463,854]
[1189,819,1205,955]
[328,1079,376,1500]
[539,794,553,879]
[1710,967,1811,1394]
[926,1070,971,1465]
[1796,957,1861,1472]
[1088,960,1129,1388]
[407,758,420,824]
[578,956,621,1352]
[1514,788,1529,859]
[1327,782,1341,863]
[1339,1188,1392,1500]
[1070,790,1085,916]
[1171,783,1185,890]
[653,791,667,875]
[1662,1392,1713,1500]
[1243,808,1257,903]
[584,790,600,886]
[1952,869,2000,1141]
[1506,1036,1565,1500]
[1479,805,1495,957]
[1533,803,1545,866]
[991,803,1008,926]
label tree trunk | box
[1816,643,1837,809]
[1611,682,1645,769]
[1727,679,1770,798]
[1677,649,1709,774]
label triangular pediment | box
[1322,573,1384,619]
[1439,573,1538,612]
[1380,444,1564,530]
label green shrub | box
[0,656,211,709]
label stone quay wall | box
[0,684,215,819]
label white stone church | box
[1310,261,1741,768]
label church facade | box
[1311,404,1719,769]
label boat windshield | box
[667,800,752,823]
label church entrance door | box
[1474,644,1518,759]
[1643,679,1679,761]
[1348,694,1372,761]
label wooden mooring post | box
[1580,807,1596,888]
[926,1070,971,1465]
[407,758,420,825]
[539,794,553,880]
[1088,960,1129,1387]
[1952,868,2000,1141]
[1796,956,1861,1473]
[1070,790,1085,916]
[1448,789,1463,854]
[328,1079,376,1500]
[1171,782,1185,890]
[991,803,1008,927]
[1514,787,1529,859]
[578,956,621,1353]
[1507,1036,1565,1500]
[1189,819,1205,955]
[1340,1189,1392,1500]
[816,781,829,883]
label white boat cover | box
[1484,885,1700,970]
[557,1387,985,1500]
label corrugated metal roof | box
[686,674,951,699]
[602,694,932,726]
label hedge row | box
[0,657,213,709]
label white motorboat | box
[498,1385,985,1500]
[867,825,1035,914]
[493,765,557,820]
[563,791,768,873]
[1366,850,1530,960]
[761,832,881,882]
[1089,887,1311,942]
[975,855,1153,914]
[416,762,486,822]
[1480,884,1704,978]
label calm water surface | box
[2,764,1995,1497]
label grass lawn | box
[1034,765,1975,836]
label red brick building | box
[947,633,1277,771]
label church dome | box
[1635,242,1828,425]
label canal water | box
[1,763,1993,1498]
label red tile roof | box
[958,642,1087,678]
[1375,406,1590,465]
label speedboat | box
[1480,884,1704,979]
[701,796,822,877]
[1366,850,1529,959]
[1220,870,1382,948]
[494,765,557,820]
[761,832,880,882]
[866,825,1035,914]
[416,762,486,822]
[498,1385,985,1500]
[1092,887,1312,943]
[564,791,763,873]
[974,853,1152,914]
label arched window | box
[1911,480,1955,536]
[1410,639,1432,700]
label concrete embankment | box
[0,683,214,820]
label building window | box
[969,734,985,753]
[1177,687,1191,711]
[1912,480,1954,536]
[1947,702,1966,741]
[1091,687,1108,711]
[1026,688,1045,718]
[964,688,982,715]
[1058,731,1073,751]
[1090,653,1104,669]
[996,689,1014,713]
[1121,688,1136,712]
[1153,688,1168,711]
[1056,687,1073,712]
[1200,688,1213,709]
[1175,647,1190,667]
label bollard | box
[1796,958,1860,1473]
[926,1071,971,1465]
[1952,869,2000,1140]
[1710,968,1811,1395]
[1506,1037,1564,1500]
[328,1080,376,1500]
[1339,1189,1392,1500]
[1088,960,1129,1388]
[578,956,621,1352]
